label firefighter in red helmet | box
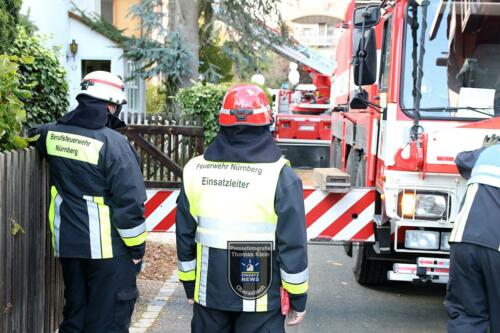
[176,84,308,332]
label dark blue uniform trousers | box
[192,303,286,333]
[59,255,140,333]
[445,243,500,333]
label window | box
[125,61,140,113]
[379,16,393,91]
[81,60,111,78]
[101,0,114,24]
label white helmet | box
[78,71,127,105]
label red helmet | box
[219,84,272,126]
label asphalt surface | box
[148,245,448,333]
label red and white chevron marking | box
[145,190,179,232]
[146,188,376,242]
[305,188,375,241]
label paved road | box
[148,245,448,333]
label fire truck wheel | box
[353,243,391,285]
[346,148,361,186]
[330,139,342,169]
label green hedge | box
[0,0,22,53]
[0,55,32,151]
[177,83,229,145]
[10,28,69,128]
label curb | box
[130,269,179,333]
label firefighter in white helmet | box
[176,84,308,332]
[29,71,147,332]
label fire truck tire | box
[353,244,391,285]
[330,140,342,169]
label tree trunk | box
[177,0,200,86]
[167,0,178,32]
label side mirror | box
[353,5,381,29]
[352,28,377,86]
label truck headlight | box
[405,230,440,250]
[441,232,451,251]
[398,191,449,220]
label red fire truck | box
[329,0,500,284]
[142,0,500,288]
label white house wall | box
[67,18,125,109]
[21,0,70,53]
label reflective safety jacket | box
[176,155,308,312]
[450,144,500,251]
[32,122,147,259]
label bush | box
[177,83,229,145]
[9,28,69,127]
[0,55,32,151]
[0,0,22,53]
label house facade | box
[21,0,145,119]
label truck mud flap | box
[145,188,376,244]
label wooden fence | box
[119,125,205,188]
[0,148,64,333]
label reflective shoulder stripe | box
[280,268,308,284]
[178,259,197,272]
[46,131,104,165]
[282,280,309,295]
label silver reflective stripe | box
[84,196,102,259]
[178,259,197,272]
[196,216,277,234]
[116,222,147,238]
[468,175,500,188]
[195,228,275,250]
[450,184,478,243]
[53,195,63,257]
[198,245,209,306]
[243,299,255,312]
[280,268,308,284]
[472,165,500,177]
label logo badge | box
[228,241,273,299]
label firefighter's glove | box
[483,134,499,148]
[287,310,306,326]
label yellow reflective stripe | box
[282,280,309,295]
[122,231,147,247]
[194,243,202,303]
[93,197,113,258]
[256,293,268,312]
[46,131,103,165]
[48,186,57,254]
[178,270,196,281]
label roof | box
[68,11,127,45]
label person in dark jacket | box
[445,134,500,332]
[176,84,308,333]
[30,71,147,333]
